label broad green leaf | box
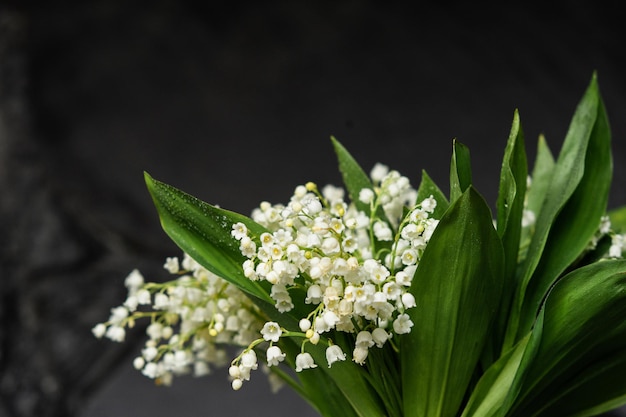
[449,139,472,202]
[416,169,449,219]
[609,205,626,232]
[509,259,626,417]
[491,110,528,360]
[517,74,612,340]
[503,74,606,349]
[330,136,374,215]
[401,186,504,417]
[144,172,273,304]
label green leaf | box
[461,329,540,417]
[491,110,528,359]
[525,135,555,220]
[461,336,530,417]
[330,136,374,215]
[449,139,472,203]
[509,259,626,417]
[516,74,612,342]
[144,174,314,354]
[517,135,554,265]
[496,110,528,262]
[401,186,504,417]
[504,74,610,349]
[416,169,449,219]
[496,312,545,417]
[144,172,274,304]
[531,352,626,417]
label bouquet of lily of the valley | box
[94,73,626,417]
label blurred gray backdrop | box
[1,1,625,417]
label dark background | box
[1,1,625,416]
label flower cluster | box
[227,163,441,388]
[92,162,442,390]
[92,254,264,386]
[93,163,626,392]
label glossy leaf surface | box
[401,187,504,417]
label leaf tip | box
[588,70,600,94]
[144,171,161,196]
[330,135,343,152]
